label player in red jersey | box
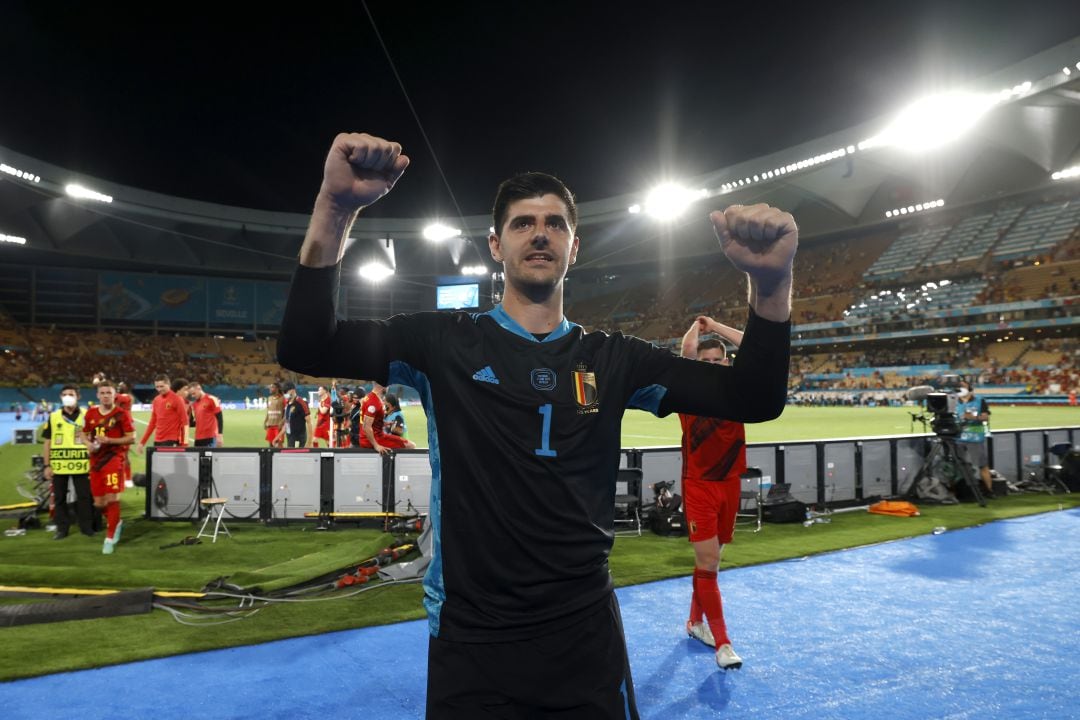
[679,315,747,670]
[113,381,134,483]
[114,381,134,414]
[358,382,415,454]
[265,382,285,446]
[188,382,224,447]
[135,374,188,452]
[312,385,333,447]
[80,380,135,555]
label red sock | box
[692,569,730,646]
[106,501,121,540]
[689,587,703,624]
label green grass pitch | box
[0,403,1076,680]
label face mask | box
[61,395,77,408]
[957,388,970,399]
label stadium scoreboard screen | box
[436,283,479,310]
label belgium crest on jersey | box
[572,364,599,414]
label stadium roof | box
[2,35,1080,279]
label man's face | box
[698,348,728,365]
[489,194,579,295]
[97,385,116,408]
[189,385,203,399]
[154,381,169,396]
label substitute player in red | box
[358,381,415,454]
[679,315,747,670]
[114,381,135,484]
[135,374,188,453]
[312,385,333,447]
[80,380,134,555]
[188,382,224,447]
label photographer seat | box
[1018,442,1072,495]
[735,467,763,533]
[196,497,232,543]
[613,468,643,537]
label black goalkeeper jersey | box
[279,265,790,642]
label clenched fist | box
[319,133,410,213]
[711,204,797,284]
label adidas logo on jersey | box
[472,366,500,384]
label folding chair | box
[735,467,763,533]
[197,497,232,543]
[613,467,643,536]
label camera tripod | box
[908,435,986,507]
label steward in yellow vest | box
[41,385,95,538]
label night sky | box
[3,1,1079,222]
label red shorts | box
[314,424,330,442]
[266,426,280,444]
[90,458,126,498]
[358,433,410,450]
[683,475,741,544]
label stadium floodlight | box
[1065,67,1073,76]
[642,183,707,221]
[358,261,394,282]
[1051,165,1080,181]
[628,204,642,214]
[861,92,997,152]
[460,265,487,276]
[422,222,461,242]
[0,163,41,183]
[884,198,944,219]
[65,183,113,203]
[0,233,27,245]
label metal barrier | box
[145,425,1079,520]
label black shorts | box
[193,438,215,447]
[155,440,180,447]
[426,592,639,719]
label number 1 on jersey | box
[535,404,557,458]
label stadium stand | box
[992,199,1080,261]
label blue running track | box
[3,509,1078,719]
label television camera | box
[905,375,985,506]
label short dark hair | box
[117,382,130,394]
[385,393,401,411]
[171,378,189,393]
[697,338,727,357]
[154,374,171,384]
[60,384,79,396]
[492,172,577,235]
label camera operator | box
[955,378,993,497]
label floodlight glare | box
[422,223,461,242]
[65,183,114,203]
[358,261,394,282]
[867,92,997,151]
[0,233,27,245]
[460,265,487,276]
[1051,165,1080,181]
[643,183,706,220]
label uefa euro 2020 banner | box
[99,272,206,322]
[99,272,289,327]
